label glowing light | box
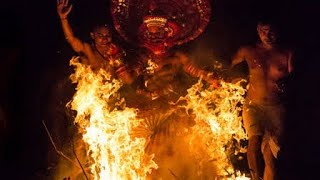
[68,57,157,180]
[67,56,249,179]
[177,78,248,178]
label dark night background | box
[1,0,320,179]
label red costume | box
[111,0,211,55]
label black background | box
[1,0,320,179]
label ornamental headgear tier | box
[111,0,211,55]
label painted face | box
[257,24,278,46]
[92,26,112,46]
[139,16,179,56]
[142,25,168,55]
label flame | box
[68,57,157,180]
[177,79,248,179]
[66,56,250,179]
[146,59,158,74]
[234,171,251,180]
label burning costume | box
[111,0,216,104]
[111,0,219,178]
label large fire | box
[68,57,157,179]
[180,79,248,179]
[67,56,250,179]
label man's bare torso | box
[242,44,292,104]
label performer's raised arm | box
[57,0,88,54]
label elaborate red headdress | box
[111,0,211,55]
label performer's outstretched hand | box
[57,0,73,19]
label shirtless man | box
[231,21,294,180]
[55,1,134,178]
[57,0,132,84]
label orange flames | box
[67,56,250,179]
[178,79,249,179]
[68,57,157,180]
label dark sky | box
[1,0,320,179]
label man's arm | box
[231,47,247,68]
[176,52,220,88]
[288,51,294,73]
[115,65,134,84]
[57,0,87,53]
